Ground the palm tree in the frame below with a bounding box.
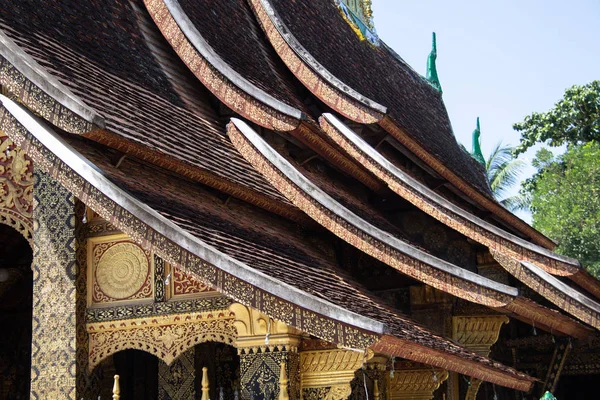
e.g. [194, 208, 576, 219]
[485, 143, 528, 212]
[470, 118, 528, 212]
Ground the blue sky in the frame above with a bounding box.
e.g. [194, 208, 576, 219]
[371, 0, 599, 220]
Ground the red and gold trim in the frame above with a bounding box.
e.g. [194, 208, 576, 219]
[378, 116, 555, 249]
[144, 0, 299, 132]
[290, 122, 384, 192]
[500, 297, 591, 340]
[227, 121, 514, 308]
[247, 0, 384, 125]
[371, 335, 535, 392]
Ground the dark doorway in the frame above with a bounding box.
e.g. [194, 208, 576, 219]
[0, 225, 34, 400]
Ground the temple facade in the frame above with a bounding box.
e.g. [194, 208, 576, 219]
[0, 0, 599, 399]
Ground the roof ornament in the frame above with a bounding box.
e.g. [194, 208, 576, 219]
[540, 392, 557, 400]
[336, 0, 380, 46]
[471, 117, 486, 165]
[426, 32, 443, 92]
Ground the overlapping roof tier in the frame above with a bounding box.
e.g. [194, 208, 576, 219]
[240, 0, 600, 299]
[246, 0, 559, 250]
[1, 0, 600, 393]
[0, 95, 535, 390]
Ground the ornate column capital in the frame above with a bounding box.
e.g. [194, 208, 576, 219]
[452, 315, 509, 357]
[300, 349, 365, 399]
[389, 368, 448, 400]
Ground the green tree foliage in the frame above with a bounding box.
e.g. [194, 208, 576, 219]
[485, 143, 528, 212]
[513, 81, 600, 155]
[522, 142, 600, 276]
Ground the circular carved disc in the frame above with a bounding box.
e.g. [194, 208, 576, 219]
[96, 243, 149, 300]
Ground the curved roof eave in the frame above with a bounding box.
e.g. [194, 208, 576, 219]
[255, 0, 386, 115]
[144, 0, 303, 131]
[0, 93, 383, 337]
[320, 113, 580, 275]
[492, 249, 600, 330]
[0, 29, 105, 132]
[228, 117, 518, 306]
[228, 117, 596, 337]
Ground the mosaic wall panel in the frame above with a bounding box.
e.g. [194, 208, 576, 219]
[30, 169, 77, 399]
[239, 349, 299, 400]
[158, 348, 196, 400]
[88, 234, 154, 306]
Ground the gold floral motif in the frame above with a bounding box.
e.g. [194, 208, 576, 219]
[0, 131, 33, 244]
[172, 266, 213, 297]
[452, 315, 509, 357]
[96, 242, 150, 300]
[87, 310, 236, 370]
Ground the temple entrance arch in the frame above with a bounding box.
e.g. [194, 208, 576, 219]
[93, 341, 241, 399]
[0, 223, 34, 398]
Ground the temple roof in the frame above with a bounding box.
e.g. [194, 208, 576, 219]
[1, 0, 599, 392]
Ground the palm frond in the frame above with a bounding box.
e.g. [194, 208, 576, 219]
[500, 193, 530, 212]
[484, 141, 529, 211]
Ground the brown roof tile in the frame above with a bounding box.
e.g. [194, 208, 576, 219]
[0, 0, 289, 203]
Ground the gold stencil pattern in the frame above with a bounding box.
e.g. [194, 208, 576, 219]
[96, 242, 150, 300]
[30, 170, 78, 398]
[89, 236, 153, 305]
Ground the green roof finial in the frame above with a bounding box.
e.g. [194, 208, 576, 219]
[540, 392, 557, 400]
[426, 32, 442, 92]
[471, 117, 485, 165]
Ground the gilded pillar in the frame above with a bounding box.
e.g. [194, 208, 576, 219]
[300, 349, 365, 399]
[230, 303, 301, 400]
[30, 170, 78, 398]
[452, 315, 509, 400]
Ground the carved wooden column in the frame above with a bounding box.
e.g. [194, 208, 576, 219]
[230, 303, 301, 400]
[388, 364, 448, 400]
[452, 315, 509, 400]
[300, 348, 364, 399]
